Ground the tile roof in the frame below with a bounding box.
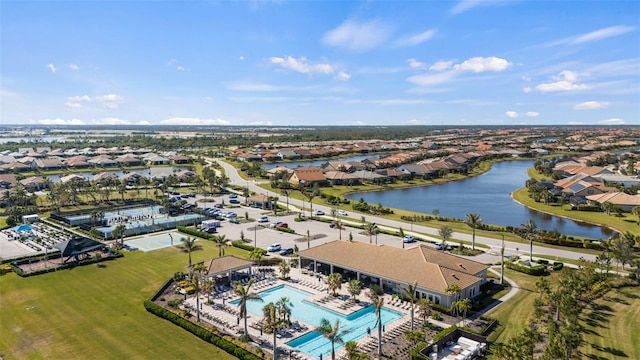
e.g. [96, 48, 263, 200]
[201, 255, 253, 277]
[298, 241, 487, 294]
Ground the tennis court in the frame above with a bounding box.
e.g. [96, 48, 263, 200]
[126, 231, 184, 252]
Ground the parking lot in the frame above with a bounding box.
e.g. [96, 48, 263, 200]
[180, 193, 422, 260]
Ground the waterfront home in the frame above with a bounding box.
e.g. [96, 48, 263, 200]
[19, 176, 48, 191]
[288, 166, 327, 187]
[0, 174, 17, 189]
[586, 192, 640, 212]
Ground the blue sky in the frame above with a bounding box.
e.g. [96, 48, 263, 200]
[1, 0, 639, 126]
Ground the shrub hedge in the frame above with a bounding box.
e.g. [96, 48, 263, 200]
[276, 227, 295, 234]
[143, 300, 262, 360]
[177, 226, 213, 240]
[552, 262, 564, 271]
[231, 240, 256, 252]
[432, 325, 458, 343]
[505, 261, 547, 276]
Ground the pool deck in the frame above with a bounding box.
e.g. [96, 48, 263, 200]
[181, 265, 423, 360]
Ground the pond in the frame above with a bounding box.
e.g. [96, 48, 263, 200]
[261, 154, 389, 170]
[345, 160, 613, 239]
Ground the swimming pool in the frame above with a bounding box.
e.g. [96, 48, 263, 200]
[233, 285, 402, 358]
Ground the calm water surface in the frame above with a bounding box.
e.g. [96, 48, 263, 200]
[345, 160, 613, 239]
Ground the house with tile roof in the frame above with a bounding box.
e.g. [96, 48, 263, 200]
[586, 192, 640, 212]
[19, 176, 48, 191]
[289, 167, 327, 187]
[0, 174, 17, 189]
[297, 241, 488, 307]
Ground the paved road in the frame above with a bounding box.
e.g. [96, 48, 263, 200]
[208, 158, 597, 262]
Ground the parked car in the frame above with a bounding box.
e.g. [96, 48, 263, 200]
[214, 203, 224, 208]
[279, 248, 294, 256]
[258, 216, 269, 223]
[270, 222, 283, 228]
[229, 217, 240, 224]
[403, 235, 416, 243]
[337, 210, 348, 216]
[313, 210, 325, 216]
[229, 194, 238, 198]
[267, 243, 282, 252]
[202, 227, 217, 234]
[275, 223, 288, 228]
[229, 199, 241, 204]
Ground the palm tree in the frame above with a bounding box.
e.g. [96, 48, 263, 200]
[457, 298, 472, 326]
[632, 206, 640, 227]
[521, 219, 537, 262]
[275, 296, 293, 323]
[249, 248, 265, 265]
[465, 213, 482, 251]
[234, 278, 263, 337]
[262, 302, 286, 360]
[367, 291, 385, 357]
[279, 186, 294, 214]
[344, 340, 368, 360]
[89, 227, 102, 241]
[364, 223, 376, 244]
[399, 227, 406, 248]
[112, 224, 127, 249]
[327, 273, 343, 296]
[178, 236, 200, 269]
[602, 201, 614, 216]
[402, 281, 418, 330]
[347, 279, 363, 303]
[212, 234, 228, 257]
[438, 225, 453, 250]
[315, 318, 351, 360]
[417, 298, 432, 324]
[278, 260, 290, 280]
[192, 273, 202, 323]
[202, 278, 215, 303]
[445, 284, 462, 313]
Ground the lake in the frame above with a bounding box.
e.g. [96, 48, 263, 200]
[345, 160, 613, 239]
[261, 154, 389, 170]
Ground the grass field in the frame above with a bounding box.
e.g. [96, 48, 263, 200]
[486, 269, 640, 359]
[579, 286, 640, 359]
[0, 241, 244, 360]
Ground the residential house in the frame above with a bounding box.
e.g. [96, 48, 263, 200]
[323, 171, 360, 186]
[169, 155, 191, 164]
[247, 194, 273, 209]
[0, 162, 31, 173]
[88, 157, 118, 168]
[60, 174, 89, 184]
[288, 166, 327, 187]
[145, 155, 170, 165]
[586, 192, 640, 212]
[115, 155, 144, 167]
[93, 172, 119, 184]
[20, 176, 48, 191]
[0, 174, 17, 189]
[277, 149, 300, 160]
[123, 172, 148, 185]
[65, 156, 91, 169]
[175, 169, 197, 181]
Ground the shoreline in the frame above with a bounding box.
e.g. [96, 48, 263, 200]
[510, 189, 621, 235]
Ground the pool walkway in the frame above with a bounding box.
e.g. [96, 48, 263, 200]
[180, 265, 439, 360]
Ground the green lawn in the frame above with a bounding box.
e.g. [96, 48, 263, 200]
[0, 241, 245, 360]
[512, 188, 639, 235]
[486, 269, 563, 343]
[485, 269, 640, 359]
[579, 286, 640, 359]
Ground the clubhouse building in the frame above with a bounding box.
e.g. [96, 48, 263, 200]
[297, 241, 489, 308]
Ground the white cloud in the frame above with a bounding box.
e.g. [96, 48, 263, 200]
[47, 64, 56, 73]
[567, 121, 584, 125]
[526, 111, 539, 117]
[239, 56, 245, 60]
[67, 95, 92, 102]
[535, 70, 591, 92]
[270, 56, 334, 75]
[429, 60, 454, 71]
[453, 57, 511, 72]
[505, 111, 518, 118]
[160, 117, 231, 125]
[574, 101, 610, 110]
[523, 87, 532, 93]
[94, 94, 125, 109]
[69, 64, 79, 70]
[334, 71, 351, 81]
[407, 59, 427, 69]
[65, 102, 82, 108]
[598, 118, 625, 125]
[66, 94, 124, 109]
[32, 118, 85, 125]
[394, 29, 436, 47]
[407, 70, 457, 86]
[406, 119, 427, 125]
[249, 121, 273, 126]
[228, 82, 277, 91]
[322, 19, 392, 52]
[176, 66, 185, 71]
[100, 117, 132, 125]
[572, 25, 635, 44]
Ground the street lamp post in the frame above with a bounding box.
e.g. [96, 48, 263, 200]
[254, 223, 257, 249]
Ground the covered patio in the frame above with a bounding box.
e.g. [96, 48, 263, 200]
[199, 255, 254, 286]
